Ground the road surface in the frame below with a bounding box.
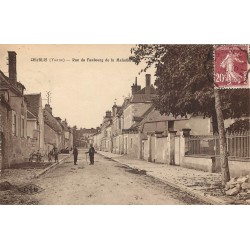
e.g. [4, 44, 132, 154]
[1, 149, 206, 205]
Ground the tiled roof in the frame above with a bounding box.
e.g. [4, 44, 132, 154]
[25, 94, 41, 118]
[43, 109, 62, 133]
[130, 93, 156, 103]
[139, 109, 191, 126]
[136, 86, 156, 95]
[0, 70, 26, 95]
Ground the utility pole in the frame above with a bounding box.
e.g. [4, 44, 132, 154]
[46, 91, 52, 105]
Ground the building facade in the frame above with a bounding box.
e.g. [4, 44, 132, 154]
[0, 51, 29, 167]
[25, 93, 45, 154]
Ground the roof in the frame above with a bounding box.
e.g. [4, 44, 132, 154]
[0, 95, 12, 110]
[138, 109, 191, 126]
[136, 85, 156, 95]
[25, 94, 41, 118]
[27, 110, 37, 119]
[0, 70, 26, 95]
[130, 93, 156, 103]
[129, 104, 155, 129]
[43, 109, 62, 133]
[80, 128, 98, 133]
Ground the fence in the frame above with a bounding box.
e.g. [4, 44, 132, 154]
[186, 131, 250, 159]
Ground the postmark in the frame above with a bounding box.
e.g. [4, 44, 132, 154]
[214, 45, 249, 89]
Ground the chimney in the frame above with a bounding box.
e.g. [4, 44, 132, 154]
[112, 103, 118, 116]
[106, 110, 112, 118]
[8, 51, 17, 85]
[131, 77, 142, 95]
[145, 74, 151, 96]
[45, 104, 52, 114]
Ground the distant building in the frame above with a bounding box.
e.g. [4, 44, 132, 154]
[43, 104, 63, 153]
[74, 128, 98, 148]
[55, 118, 73, 150]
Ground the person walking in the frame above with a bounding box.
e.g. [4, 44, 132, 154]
[73, 145, 78, 165]
[53, 146, 59, 163]
[48, 150, 53, 162]
[85, 144, 96, 165]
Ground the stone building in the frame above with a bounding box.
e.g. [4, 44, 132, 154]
[25, 93, 45, 154]
[0, 51, 28, 167]
[43, 104, 62, 153]
[0, 91, 12, 170]
[74, 127, 98, 148]
[111, 74, 156, 157]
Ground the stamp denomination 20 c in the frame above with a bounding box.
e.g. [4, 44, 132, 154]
[214, 45, 249, 89]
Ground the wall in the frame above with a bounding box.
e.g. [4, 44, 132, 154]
[215, 157, 250, 177]
[181, 156, 213, 172]
[143, 121, 168, 134]
[0, 104, 11, 169]
[155, 136, 169, 163]
[38, 96, 45, 151]
[174, 116, 212, 135]
[8, 89, 28, 166]
[123, 133, 139, 158]
[123, 103, 152, 129]
[44, 123, 60, 153]
[142, 139, 149, 161]
[27, 119, 37, 138]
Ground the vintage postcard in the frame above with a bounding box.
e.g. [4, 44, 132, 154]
[0, 44, 249, 205]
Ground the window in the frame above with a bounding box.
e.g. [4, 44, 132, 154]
[12, 111, 17, 136]
[21, 115, 24, 138]
[131, 138, 133, 148]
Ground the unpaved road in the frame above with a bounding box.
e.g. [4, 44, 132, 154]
[0, 150, 206, 205]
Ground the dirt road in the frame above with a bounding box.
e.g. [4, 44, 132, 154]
[0, 149, 206, 205]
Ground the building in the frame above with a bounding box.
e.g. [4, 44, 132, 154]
[0, 90, 12, 170]
[0, 51, 28, 167]
[74, 127, 98, 148]
[100, 111, 113, 151]
[25, 93, 45, 154]
[111, 74, 156, 157]
[54, 118, 73, 151]
[43, 104, 63, 153]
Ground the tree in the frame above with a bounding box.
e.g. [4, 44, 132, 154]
[226, 119, 250, 133]
[130, 45, 250, 185]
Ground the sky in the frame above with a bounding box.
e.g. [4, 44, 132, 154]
[0, 45, 156, 129]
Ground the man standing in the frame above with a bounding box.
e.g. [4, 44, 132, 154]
[86, 144, 96, 165]
[73, 145, 78, 165]
[53, 146, 59, 163]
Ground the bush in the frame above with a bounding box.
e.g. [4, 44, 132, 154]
[226, 119, 250, 133]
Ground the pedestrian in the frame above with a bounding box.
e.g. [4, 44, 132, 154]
[48, 150, 53, 162]
[73, 145, 78, 165]
[53, 146, 59, 163]
[85, 144, 96, 165]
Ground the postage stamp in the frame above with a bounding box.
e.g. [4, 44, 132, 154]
[214, 45, 249, 89]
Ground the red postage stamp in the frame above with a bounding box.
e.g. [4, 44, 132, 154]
[214, 45, 249, 88]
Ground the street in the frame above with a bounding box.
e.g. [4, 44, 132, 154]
[0, 149, 205, 205]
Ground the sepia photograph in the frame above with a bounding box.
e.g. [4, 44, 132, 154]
[1, 1, 250, 250]
[0, 44, 249, 205]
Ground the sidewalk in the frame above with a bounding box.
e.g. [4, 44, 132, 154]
[0, 153, 71, 186]
[97, 151, 238, 205]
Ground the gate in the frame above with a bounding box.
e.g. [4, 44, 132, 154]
[174, 135, 180, 165]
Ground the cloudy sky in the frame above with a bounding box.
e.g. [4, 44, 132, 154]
[0, 45, 156, 128]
